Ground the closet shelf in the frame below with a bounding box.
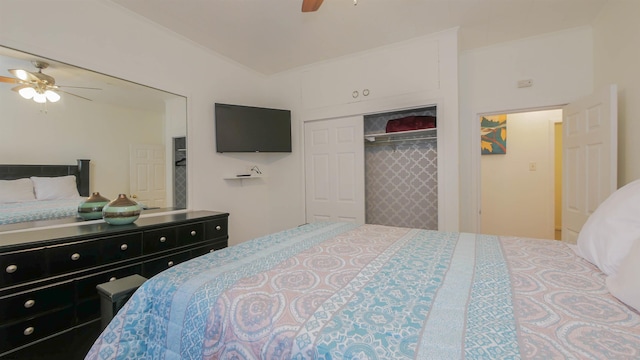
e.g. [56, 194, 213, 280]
[364, 128, 436, 143]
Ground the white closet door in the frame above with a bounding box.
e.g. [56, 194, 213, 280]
[562, 84, 617, 244]
[304, 116, 365, 224]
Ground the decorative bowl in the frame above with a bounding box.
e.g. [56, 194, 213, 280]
[78, 192, 110, 220]
[102, 194, 142, 225]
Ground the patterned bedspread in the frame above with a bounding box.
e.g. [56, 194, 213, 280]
[0, 198, 83, 225]
[86, 223, 640, 359]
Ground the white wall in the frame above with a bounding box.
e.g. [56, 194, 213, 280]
[459, 27, 594, 232]
[268, 29, 460, 232]
[0, 0, 294, 245]
[0, 90, 164, 199]
[481, 109, 561, 239]
[593, 1, 640, 185]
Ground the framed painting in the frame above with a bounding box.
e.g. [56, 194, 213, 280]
[481, 114, 507, 155]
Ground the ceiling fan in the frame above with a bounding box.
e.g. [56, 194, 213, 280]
[0, 60, 99, 103]
[302, 0, 324, 12]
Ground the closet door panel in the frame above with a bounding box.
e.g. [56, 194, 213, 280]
[305, 116, 365, 224]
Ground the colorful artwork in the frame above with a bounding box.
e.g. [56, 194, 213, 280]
[481, 115, 507, 154]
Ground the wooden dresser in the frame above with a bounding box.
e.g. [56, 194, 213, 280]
[0, 210, 229, 359]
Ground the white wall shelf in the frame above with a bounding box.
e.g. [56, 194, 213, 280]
[223, 174, 266, 180]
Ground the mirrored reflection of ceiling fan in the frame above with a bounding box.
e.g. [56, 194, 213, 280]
[0, 60, 100, 103]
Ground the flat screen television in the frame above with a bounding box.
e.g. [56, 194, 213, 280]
[215, 103, 292, 153]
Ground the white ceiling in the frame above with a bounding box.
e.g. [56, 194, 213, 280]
[111, 0, 611, 75]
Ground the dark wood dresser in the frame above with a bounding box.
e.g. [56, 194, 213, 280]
[0, 210, 229, 359]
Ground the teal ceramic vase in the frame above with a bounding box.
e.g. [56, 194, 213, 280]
[102, 194, 142, 225]
[78, 192, 110, 220]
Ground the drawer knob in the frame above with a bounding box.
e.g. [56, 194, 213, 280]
[159, 236, 167, 243]
[6, 264, 17, 274]
[120, 244, 128, 251]
[24, 299, 35, 309]
[352, 90, 359, 98]
[167, 261, 174, 267]
[110, 277, 117, 282]
[71, 253, 81, 261]
[190, 230, 197, 236]
[23, 327, 34, 336]
[363, 88, 370, 96]
[216, 225, 221, 231]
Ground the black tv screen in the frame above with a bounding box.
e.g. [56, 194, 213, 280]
[215, 103, 292, 153]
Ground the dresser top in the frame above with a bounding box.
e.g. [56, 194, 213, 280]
[0, 210, 229, 251]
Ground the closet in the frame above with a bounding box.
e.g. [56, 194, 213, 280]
[304, 106, 438, 229]
[364, 106, 438, 229]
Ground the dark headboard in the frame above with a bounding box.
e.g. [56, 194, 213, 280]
[0, 159, 91, 196]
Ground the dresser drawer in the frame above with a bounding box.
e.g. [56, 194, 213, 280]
[0, 281, 74, 324]
[47, 240, 100, 276]
[205, 218, 228, 240]
[176, 222, 205, 247]
[75, 264, 142, 323]
[191, 239, 228, 259]
[75, 264, 143, 301]
[0, 248, 47, 288]
[143, 227, 177, 254]
[0, 307, 73, 354]
[99, 233, 142, 263]
[142, 250, 192, 278]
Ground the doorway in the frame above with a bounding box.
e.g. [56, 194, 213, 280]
[480, 109, 562, 240]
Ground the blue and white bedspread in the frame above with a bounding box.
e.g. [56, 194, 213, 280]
[0, 198, 83, 225]
[87, 223, 640, 359]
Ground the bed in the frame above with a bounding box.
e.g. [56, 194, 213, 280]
[87, 178, 640, 360]
[0, 159, 90, 225]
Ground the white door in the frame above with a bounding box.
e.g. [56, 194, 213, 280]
[304, 116, 365, 223]
[129, 144, 167, 208]
[562, 85, 617, 244]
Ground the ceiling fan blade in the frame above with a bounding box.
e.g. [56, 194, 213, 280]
[0, 75, 20, 84]
[59, 89, 93, 101]
[302, 0, 323, 12]
[10, 84, 30, 92]
[57, 85, 102, 90]
[8, 69, 41, 82]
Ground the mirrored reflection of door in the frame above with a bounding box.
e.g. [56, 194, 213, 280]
[130, 144, 167, 208]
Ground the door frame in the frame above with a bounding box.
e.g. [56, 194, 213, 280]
[471, 104, 566, 233]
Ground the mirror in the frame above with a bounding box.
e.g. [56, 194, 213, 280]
[0, 45, 187, 229]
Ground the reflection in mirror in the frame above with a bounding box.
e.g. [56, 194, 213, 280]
[0, 45, 187, 230]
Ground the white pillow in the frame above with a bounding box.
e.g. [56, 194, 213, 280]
[0, 178, 36, 203]
[30, 175, 80, 200]
[606, 238, 640, 312]
[577, 178, 640, 276]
